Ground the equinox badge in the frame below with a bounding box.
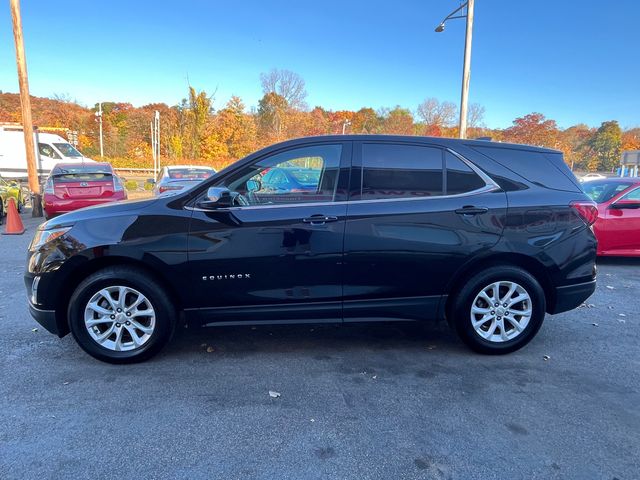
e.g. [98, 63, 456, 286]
[202, 274, 251, 281]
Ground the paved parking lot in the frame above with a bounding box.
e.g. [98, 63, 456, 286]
[1, 212, 639, 480]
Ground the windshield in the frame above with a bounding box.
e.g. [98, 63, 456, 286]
[167, 168, 214, 180]
[53, 143, 83, 158]
[582, 181, 633, 203]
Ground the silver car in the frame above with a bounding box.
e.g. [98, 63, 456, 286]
[149, 166, 216, 196]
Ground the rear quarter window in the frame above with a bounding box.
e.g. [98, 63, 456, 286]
[471, 146, 581, 192]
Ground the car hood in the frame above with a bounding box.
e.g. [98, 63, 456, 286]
[43, 197, 160, 229]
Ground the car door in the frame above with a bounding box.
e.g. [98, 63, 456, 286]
[186, 142, 351, 323]
[603, 186, 640, 254]
[343, 141, 507, 321]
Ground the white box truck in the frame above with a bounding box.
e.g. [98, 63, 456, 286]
[0, 124, 94, 179]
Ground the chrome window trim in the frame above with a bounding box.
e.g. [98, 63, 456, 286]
[185, 147, 501, 212]
[445, 147, 500, 190]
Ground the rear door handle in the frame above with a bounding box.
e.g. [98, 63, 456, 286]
[455, 206, 489, 216]
[302, 215, 339, 225]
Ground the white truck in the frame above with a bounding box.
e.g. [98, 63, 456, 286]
[0, 124, 94, 179]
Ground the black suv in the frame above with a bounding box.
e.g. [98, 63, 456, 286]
[25, 135, 597, 363]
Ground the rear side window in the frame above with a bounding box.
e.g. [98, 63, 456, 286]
[445, 152, 486, 194]
[471, 146, 581, 192]
[358, 144, 443, 200]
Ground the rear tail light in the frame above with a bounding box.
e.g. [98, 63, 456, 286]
[113, 176, 124, 192]
[159, 185, 183, 194]
[44, 178, 54, 194]
[570, 200, 598, 226]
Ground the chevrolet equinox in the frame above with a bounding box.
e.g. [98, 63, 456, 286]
[25, 135, 597, 363]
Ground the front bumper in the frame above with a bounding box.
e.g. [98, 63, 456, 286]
[549, 280, 597, 314]
[28, 301, 59, 335]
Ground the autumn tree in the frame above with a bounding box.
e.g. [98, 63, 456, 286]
[503, 113, 559, 148]
[260, 69, 307, 110]
[351, 108, 382, 134]
[622, 128, 640, 152]
[558, 124, 596, 170]
[257, 92, 289, 142]
[382, 106, 414, 135]
[187, 87, 213, 159]
[215, 96, 257, 158]
[590, 120, 622, 171]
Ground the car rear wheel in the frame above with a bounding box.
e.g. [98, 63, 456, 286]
[449, 266, 546, 354]
[68, 266, 176, 363]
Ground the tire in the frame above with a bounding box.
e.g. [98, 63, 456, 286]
[448, 266, 546, 355]
[68, 266, 176, 363]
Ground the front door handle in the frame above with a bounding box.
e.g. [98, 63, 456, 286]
[302, 215, 339, 225]
[455, 206, 489, 216]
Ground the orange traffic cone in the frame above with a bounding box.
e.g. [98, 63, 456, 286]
[2, 197, 26, 235]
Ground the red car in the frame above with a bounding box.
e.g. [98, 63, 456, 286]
[43, 162, 127, 219]
[583, 178, 640, 257]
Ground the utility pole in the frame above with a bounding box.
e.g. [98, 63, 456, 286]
[150, 111, 160, 176]
[459, 0, 475, 140]
[435, 0, 475, 140]
[9, 0, 42, 217]
[95, 102, 104, 158]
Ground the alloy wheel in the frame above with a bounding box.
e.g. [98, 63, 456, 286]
[83, 286, 156, 351]
[470, 281, 532, 343]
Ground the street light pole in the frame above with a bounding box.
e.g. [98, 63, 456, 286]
[459, 0, 474, 140]
[435, 0, 475, 140]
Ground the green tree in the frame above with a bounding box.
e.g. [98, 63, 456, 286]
[590, 121, 622, 171]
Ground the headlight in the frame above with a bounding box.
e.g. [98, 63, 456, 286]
[29, 226, 72, 251]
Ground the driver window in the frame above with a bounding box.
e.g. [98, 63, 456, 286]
[225, 144, 342, 205]
[38, 143, 61, 159]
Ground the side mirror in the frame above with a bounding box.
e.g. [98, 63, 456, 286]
[146, 178, 156, 184]
[197, 187, 234, 210]
[610, 200, 640, 210]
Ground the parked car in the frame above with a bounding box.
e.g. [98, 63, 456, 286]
[0, 124, 94, 179]
[150, 166, 216, 196]
[262, 167, 320, 192]
[42, 162, 127, 219]
[582, 178, 640, 256]
[0, 175, 26, 218]
[580, 172, 607, 182]
[25, 135, 597, 363]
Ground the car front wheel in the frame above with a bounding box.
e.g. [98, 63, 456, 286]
[449, 266, 546, 354]
[68, 266, 176, 363]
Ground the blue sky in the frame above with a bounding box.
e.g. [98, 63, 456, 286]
[1, 1, 638, 129]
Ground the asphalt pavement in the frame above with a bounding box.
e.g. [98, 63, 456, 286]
[1, 211, 639, 480]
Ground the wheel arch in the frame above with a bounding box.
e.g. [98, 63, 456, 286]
[443, 252, 556, 318]
[53, 256, 183, 337]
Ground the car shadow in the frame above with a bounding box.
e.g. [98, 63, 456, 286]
[166, 320, 463, 360]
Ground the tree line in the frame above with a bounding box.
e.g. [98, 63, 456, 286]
[1, 69, 638, 172]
